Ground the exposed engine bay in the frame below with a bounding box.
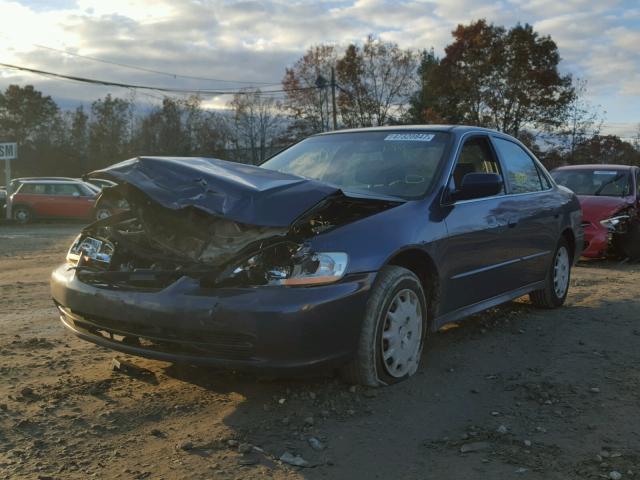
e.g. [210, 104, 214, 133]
[69, 182, 399, 290]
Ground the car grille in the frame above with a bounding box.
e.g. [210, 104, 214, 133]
[57, 305, 255, 360]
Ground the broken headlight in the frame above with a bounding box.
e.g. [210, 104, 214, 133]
[67, 235, 114, 266]
[275, 251, 348, 286]
[229, 246, 348, 286]
[600, 215, 630, 232]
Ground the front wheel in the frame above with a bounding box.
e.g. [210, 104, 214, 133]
[12, 205, 32, 224]
[530, 237, 571, 308]
[341, 266, 428, 387]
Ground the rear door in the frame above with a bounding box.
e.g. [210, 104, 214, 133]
[491, 136, 559, 286]
[439, 135, 520, 313]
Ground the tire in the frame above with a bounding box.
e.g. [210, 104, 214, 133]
[530, 237, 571, 308]
[12, 205, 32, 224]
[94, 207, 112, 221]
[341, 266, 428, 387]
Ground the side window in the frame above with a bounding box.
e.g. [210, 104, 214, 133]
[19, 183, 48, 194]
[493, 138, 544, 194]
[451, 136, 504, 193]
[537, 165, 552, 189]
[53, 184, 82, 196]
[18, 183, 35, 194]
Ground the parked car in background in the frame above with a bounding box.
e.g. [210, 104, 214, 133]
[52, 126, 583, 386]
[0, 187, 6, 212]
[8, 178, 113, 224]
[551, 165, 640, 260]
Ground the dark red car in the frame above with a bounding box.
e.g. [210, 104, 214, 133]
[551, 164, 640, 259]
[9, 179, 112, 224]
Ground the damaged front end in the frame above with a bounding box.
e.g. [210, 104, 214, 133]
[67, 157, 400, 291]
[605, 207, 640, 260]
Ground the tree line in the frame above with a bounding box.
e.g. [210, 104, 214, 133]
[1, 19, 639, 179]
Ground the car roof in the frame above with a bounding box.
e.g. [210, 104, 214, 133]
[313, 124, 501, 136]
[18, 179, 88, 184]
[552, 164, 637, 171]
[14, 176, 78, 181]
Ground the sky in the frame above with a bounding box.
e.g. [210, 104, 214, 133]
[0, 0, 638, 139]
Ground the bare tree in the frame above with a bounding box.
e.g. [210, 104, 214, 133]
[228, 89, 283, 164]
[336, 36, 418, 127]
[282, 45, 337, 135]
[559, 78, 605, 163]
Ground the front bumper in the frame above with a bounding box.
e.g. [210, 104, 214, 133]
[51, 264, 374, 371]
[581, 223, 609, 258]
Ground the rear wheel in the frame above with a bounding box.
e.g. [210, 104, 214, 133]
[12, 205, 32, 224]
[341, 266, 428, 387]
[530, 237, 571, 308]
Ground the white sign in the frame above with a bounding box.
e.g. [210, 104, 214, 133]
[0, 143, 17, 160]
[384, 133, 435, 142]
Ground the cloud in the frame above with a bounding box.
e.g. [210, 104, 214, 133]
[0, 0, 638, 134]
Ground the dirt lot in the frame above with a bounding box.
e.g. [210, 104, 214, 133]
[1, 223, 639, 480]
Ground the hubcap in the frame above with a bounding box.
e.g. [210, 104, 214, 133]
[15, 209, 28, 221]
[380, 289, 423, 378]
[553, 246, 570, 298]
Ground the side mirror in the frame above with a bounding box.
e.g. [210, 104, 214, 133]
[452, 173, 503, 202]
[72, 191, 80, 197]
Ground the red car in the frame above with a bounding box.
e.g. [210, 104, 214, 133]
[8, 179, 112, 224]
[551, 164, 640, 259]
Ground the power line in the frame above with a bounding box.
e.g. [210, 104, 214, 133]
[0, 62, 316, 96]
[33, 44, 281, 87]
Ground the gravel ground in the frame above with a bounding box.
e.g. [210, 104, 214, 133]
[1, 223, 639, 479]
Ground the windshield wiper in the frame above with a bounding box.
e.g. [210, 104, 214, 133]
[593, 173, 625, 196]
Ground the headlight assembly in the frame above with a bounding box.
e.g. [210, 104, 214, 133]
[600, 215, 630, 232]
[273, 252, 348, 286]
[67, 234, 114, 266]
[227, 245, 348, 287]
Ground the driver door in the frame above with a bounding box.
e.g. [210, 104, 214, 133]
[49, 183, 93, 218]
[439, 135, 519, 313]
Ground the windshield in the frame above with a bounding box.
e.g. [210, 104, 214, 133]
[552, 169, 632, 197]
[261, 131, 450, 199]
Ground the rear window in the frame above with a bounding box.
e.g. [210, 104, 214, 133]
[261, 131, 451, 199]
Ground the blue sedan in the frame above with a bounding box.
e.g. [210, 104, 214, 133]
[51, 125, 582, 386]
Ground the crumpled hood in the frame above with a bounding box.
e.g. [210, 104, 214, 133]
[578, 195, 633, 222]
[89, 156, 342, 228]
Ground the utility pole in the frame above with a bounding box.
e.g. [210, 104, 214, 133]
[0, 142, 17, 220]
[315, 74, 328, 132]
[4, 157, 11, 220]
[331, 67, 337, 131]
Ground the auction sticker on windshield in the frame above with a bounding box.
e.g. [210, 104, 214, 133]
[384, 133, 435, 142]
